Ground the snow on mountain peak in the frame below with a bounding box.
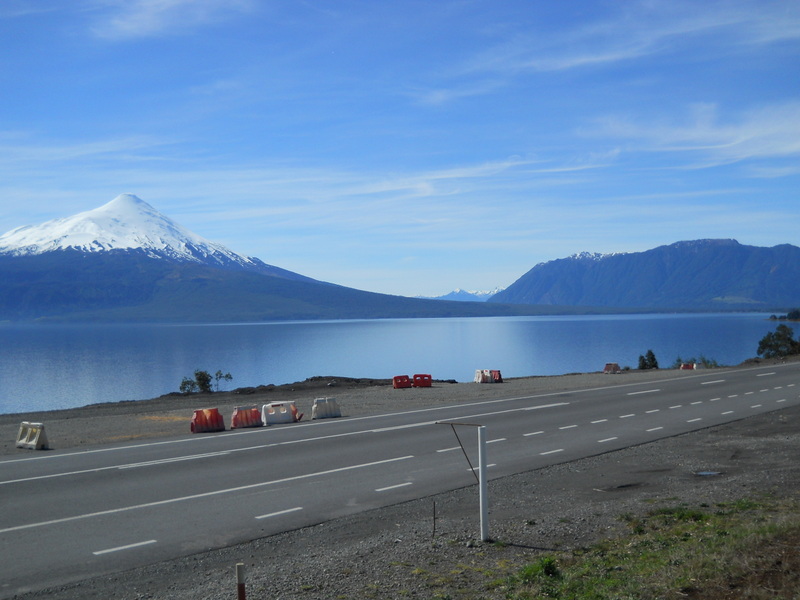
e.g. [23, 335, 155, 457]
[0, 194, 257, 268]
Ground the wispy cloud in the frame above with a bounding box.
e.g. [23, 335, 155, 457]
[589, 101, 800, 171]
[91, 0, 254, 40]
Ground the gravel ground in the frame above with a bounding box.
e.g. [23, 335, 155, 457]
[3, 361, 799, 599]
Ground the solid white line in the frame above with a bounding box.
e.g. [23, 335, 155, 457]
[375, 482, 412, 492]
[0, 455, 414, 535]
[118, 451, 231, 469]
[646, 427, 663, 432]
[627, 389, 660, 396]
[93, 539, 157, 556]
[540, 449, 563, 456]
[523, 431, 544, 437]
[701, 380, 725, 385]
[598, 437, 618, 443]
[255, 507, 303, 520]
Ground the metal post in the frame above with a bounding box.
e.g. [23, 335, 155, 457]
[478, 425, 489, 542]
[236, 563, 246, 600]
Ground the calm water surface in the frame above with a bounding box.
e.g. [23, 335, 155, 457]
[0, 313, 779, 414]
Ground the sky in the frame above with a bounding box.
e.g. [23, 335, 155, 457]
[1, 1, 798, 297]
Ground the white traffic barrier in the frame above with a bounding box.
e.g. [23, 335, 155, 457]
[261, 401, 301, 425]
[311, 397, 341, 420]
[16, 422, 49, 450]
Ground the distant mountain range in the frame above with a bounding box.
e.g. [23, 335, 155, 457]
[1, 196, 797, 322]
[0, 195, 559, 322]
[422, 288, 504, 302]
[490, 239, 800, 310]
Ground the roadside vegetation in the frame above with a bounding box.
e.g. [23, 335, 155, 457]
[758, 324, 800, 359]
[491, 496, 800, 599]
[179, 369, 232, 393]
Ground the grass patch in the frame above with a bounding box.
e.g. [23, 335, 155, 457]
[499, 496, 800, 599]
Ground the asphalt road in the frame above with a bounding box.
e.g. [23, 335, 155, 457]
[1, 362, 798, 598]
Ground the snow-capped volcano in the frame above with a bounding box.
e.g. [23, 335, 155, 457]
[0, 194, 283, 274]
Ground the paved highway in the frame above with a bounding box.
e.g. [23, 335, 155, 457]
[1, 362, 798, 597]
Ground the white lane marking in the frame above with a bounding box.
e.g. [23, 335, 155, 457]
[468, 465, 496, 471]
[687, 418, 702, 423]
[751, 404, 762, 408]
[559, 425, 578, 430]
[722, 411, 734, 415]
[521, 402, 571, 411]
[0, 455, 414, 535]
[627, 389, 660, 396]
[691, 401, 703, 405]
[93, 539, 156, 556]
[646, 427, 663, 432]
[118, 451, 231, 469]
[591, 419, 608, 424]
[728, 395, 739, 398]
[701, 380, 725, 385]
[760, 389, 770, 392]
[524, 431, 544, 437]
[789, 384, 796, 387]
[619, 414, 635, 419]
[646, 409, 660, 414]
[709, 397, 721, 401]
[375, 483, 412, 493]
[669, 405, 682, 409]
[255, 507, 303, 520]
[777, 399, 787, 403]
[774, 386, 784, 390]
[487, 438, 506, 444]
[540, 449, 563, 456]
[757, 372, 776, 377]
[437, 446, 460, 453]
[598, 437, 618, 443]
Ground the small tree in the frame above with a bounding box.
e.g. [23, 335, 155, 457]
[757, 324, 800, 359]
[214, 370, 233, 391]
[638, 349, 659, 370]
[179, 369, 214, 394]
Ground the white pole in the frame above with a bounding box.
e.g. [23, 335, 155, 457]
[478, 425, 489, 541]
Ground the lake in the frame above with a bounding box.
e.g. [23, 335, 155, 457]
[0, 313, 781, 414]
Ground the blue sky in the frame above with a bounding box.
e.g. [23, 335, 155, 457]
[1, 1, 798, 297]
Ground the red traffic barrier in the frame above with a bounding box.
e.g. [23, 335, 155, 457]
[393, 375, 412, 389]
[231, 406, 263, 429]
[191, 408, 226, 433]
[490, 369, 503, 383]
[412, 374, 432, 387]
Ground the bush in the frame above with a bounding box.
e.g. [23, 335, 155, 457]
[179, 369, 231, 394]
[757, 324, 800, 359]
[638, 349, 658, 370]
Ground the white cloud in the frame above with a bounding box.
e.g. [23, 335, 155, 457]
[92, 0, 254, 40]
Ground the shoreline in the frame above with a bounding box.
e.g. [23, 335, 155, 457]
[1, 360, 780, 456]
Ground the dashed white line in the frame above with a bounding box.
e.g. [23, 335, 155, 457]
[709, 397, 721, 402]
[375, 483, 413, 493]
[598, 437, 618, 443]
[540, 449, 564, 456]
[777, 399, 787, 403]
[751, 404, 762, 409]
[93, 540, 157, 556]
[690, 401, 703, 405]
[256, 507, 303, 520]
[437, 446, 460, 453]
[687, 418, 702, 423]
[591, 419, 608, 424]
[728, 395, 739, 398]
[627, 389, 660, 396]
[702, 380, 725, 385]
[646, 427, 663, 432]
[488, 438, 507, 444]
[722, 411, 734, 415]
[524, 431, 544, 437]
[757, 372, 776, 377]
[619, 414, 635, 419]
[669, 405, 682, 409]
[559, 425, 578, 430]
[646, 409, 660, 414]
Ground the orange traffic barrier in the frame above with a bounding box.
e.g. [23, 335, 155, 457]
[190, 408, 226, 433]
[231, 406, 263, 429]
[412, 374, 432, 387]
[393, 375, 412, 389]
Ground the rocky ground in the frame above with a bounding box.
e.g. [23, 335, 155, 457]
[3, 360, 800, 599]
